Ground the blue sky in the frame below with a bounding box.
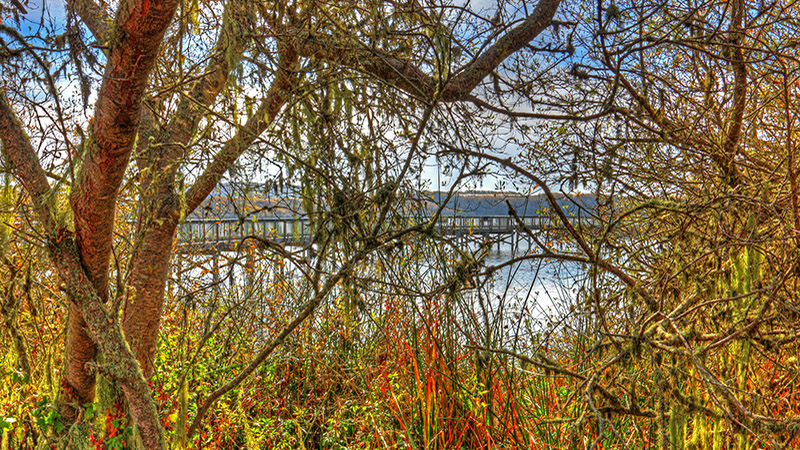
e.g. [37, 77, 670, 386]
[9, 0, 66, 34]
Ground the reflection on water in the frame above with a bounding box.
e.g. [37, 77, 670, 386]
[461, 240, 586, 348]
[485, 242, 581, 310]
[172, 237, 586, 349]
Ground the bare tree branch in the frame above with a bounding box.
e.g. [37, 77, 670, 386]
[183, 48, 298, 214]
[66, 0, 111, 43]
[0, 92, 55, 231]
[289, 0, 562, 102]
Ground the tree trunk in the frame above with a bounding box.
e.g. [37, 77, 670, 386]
[123, 218, 179, 378]
[49, 237, 167, 449]
[61, 306, 98, 420]
[58, 0, 181, 419]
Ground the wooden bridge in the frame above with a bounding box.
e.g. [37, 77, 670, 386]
[175, 212, 591, 254]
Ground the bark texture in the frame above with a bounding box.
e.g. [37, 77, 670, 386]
[62, 0, 180, 417]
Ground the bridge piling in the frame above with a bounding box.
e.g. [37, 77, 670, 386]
[245, 251, 254, 285]
[211, 251, 220, 293]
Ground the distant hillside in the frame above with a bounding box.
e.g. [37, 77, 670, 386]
[424, 191, 596, 217]
[189, 187, 596, 220]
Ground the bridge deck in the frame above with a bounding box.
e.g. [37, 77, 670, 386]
[175, 214, 590, 253]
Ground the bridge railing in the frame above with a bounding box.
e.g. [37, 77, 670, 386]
[176, 212, 591, 246]
[438, 212, 587, 233]
[178, 217, 311, 245]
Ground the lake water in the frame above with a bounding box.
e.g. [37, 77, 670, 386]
[171, 238, 585, 347]
[447, 240, 585, 348]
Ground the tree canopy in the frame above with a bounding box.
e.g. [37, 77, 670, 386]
[1, 0, 799, 448]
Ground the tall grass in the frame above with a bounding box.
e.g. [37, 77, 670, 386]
[2, 233, 800, 449]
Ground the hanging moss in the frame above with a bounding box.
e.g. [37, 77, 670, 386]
[669, 403, 685, 449]
[689, 416, 704, 449]
[172, 376, 188, 449]
[712, 418, 723, 450]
